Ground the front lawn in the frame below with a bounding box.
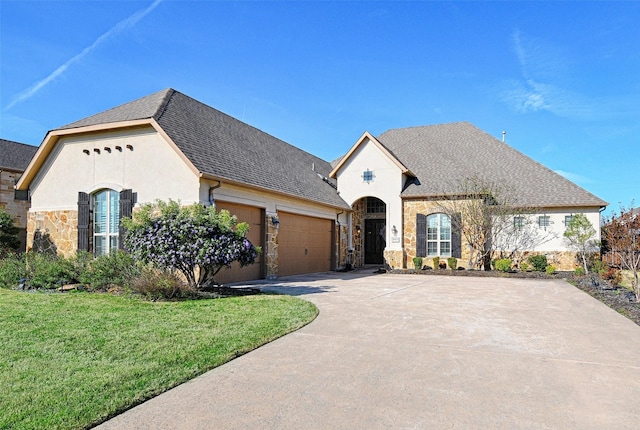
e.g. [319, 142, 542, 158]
[0, 289, 317, 430]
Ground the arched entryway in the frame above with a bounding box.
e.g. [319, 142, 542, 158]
[352, 196, 386, 266]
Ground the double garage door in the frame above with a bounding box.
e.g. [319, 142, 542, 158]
[215, 203, 334, 283]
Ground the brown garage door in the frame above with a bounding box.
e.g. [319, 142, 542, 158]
[278, 212, 334, 277]
[214, 202, 264, 284]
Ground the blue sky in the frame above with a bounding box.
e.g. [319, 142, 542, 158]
[2, 1, 638, 214]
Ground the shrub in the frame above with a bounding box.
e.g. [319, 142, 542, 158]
[495, 258, 512, 272]
[123, 201, 260, 289]
[545, 265, 557, 275]
[80, 250, 140, 290]
[519, 261, 530, 272]
[447, 257, 458, 270]
[601, 267, 622, 285]
[0, 253, 27, 288]
[0, 209, 20, 255]
[130, 268, 194, 300]
[591, 259, 605, 274]
[528, 254, 548, 272]
[432, 257, 440, 270]
[574, 267, 585, 276]
[20, 252, 79, 289]
[412, 257, 423, 270]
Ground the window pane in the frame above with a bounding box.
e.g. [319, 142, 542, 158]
[109, 235, 119, 252]
[441, 242, 451, 256]
[94, 192, 107, 234]
[109, 190, 120, 234]
[427, 242, 438, 256]
[440, 226, 450, 241]
[94, 236, 106, 256]
[427, 227, 437, 240]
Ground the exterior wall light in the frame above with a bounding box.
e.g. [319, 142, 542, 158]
[271, 216, 280, 227]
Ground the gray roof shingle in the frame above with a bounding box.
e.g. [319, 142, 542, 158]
[376, 122, 607, 208]
[60, 89, 349, 209]
[0, 138, 38, 172]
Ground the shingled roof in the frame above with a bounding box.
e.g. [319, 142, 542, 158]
[376, 122, 607, 208]
[0, 138, 38, 172]
[61, 89, 349, 209]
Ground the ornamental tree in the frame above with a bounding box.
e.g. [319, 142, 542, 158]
[602, 205, 640, 301]
[563, 213, 599, 274]
[122, 200, 260, 289]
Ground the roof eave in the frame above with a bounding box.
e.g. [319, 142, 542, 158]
[200, 172, 351, 211]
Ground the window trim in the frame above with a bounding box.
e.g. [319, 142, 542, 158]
[427, 213, 451, 257]
[93, 189, 120, 256]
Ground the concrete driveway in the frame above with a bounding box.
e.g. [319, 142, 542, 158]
[97, 271, 640, 429]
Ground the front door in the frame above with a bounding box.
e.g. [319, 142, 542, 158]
[364, 219, 385, 264]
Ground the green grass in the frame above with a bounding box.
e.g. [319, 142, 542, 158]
[0, 289, 318, 430]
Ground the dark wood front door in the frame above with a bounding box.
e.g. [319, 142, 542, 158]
[364, 219, 385, 264]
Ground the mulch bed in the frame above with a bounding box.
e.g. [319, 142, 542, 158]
[388, 268, 640, 327]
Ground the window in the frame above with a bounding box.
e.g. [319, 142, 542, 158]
[366, 197, 385, 214]
[538, 215, 551, 229]
[427, 213, 451, 256]
[564, 215, 574, 226]
[362, 169, 374, 183]
[93, 189, 120, 256]
[514, 216, 525, 230]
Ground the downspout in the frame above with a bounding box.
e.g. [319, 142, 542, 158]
[208, 181, 222, 207]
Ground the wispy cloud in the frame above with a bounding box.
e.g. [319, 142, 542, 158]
[500, 30, 600, 120]
[5, 0, 162, 111]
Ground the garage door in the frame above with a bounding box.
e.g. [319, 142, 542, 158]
[214, 202, 264, 284]
[278, 212, 334, 277]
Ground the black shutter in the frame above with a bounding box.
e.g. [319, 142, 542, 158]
[451, 212, 462, 259]
[78, 192, 90, 252]
[416, 213, 427, 257]
[119, 189, 133, 250]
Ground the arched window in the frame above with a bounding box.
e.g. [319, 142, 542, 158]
[427, 213, 451, 257]
[93, 189, 120, 256]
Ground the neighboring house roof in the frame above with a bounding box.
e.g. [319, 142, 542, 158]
[36, 89, 350, 210]
[374, 122, 607, 208]
[0, 138, 38, 172]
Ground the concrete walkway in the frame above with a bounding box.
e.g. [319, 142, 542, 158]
[96, 272, 640, 429]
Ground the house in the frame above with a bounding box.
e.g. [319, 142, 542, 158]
[16, 89, 350, 282]
[331, 123, 608, 270]
[17, 88, 607, 279]
[0, 138, 38, 251]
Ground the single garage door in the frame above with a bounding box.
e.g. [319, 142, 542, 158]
[278, 212, 334, 277]
[214, 202, 264, 284]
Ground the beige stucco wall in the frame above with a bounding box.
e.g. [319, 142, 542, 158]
[28, 126, 200, 212]
[334, 137, 404, 254]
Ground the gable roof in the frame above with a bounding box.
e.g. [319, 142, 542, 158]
[329, 131, 413, 178]
[375, 122, 607, 208]
[0, 138, 38, 172]
[30, 89, 350, 210]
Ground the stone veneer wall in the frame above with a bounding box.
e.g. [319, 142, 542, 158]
[403, 199, 472, 269]
[0, 171, 30, 229]
[338, 224, 348, 268]
[265, 214, 279, 279]
[26, 210, 78, 257]
[351, 199, 365, 268]
[1, 170, 31, 251]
